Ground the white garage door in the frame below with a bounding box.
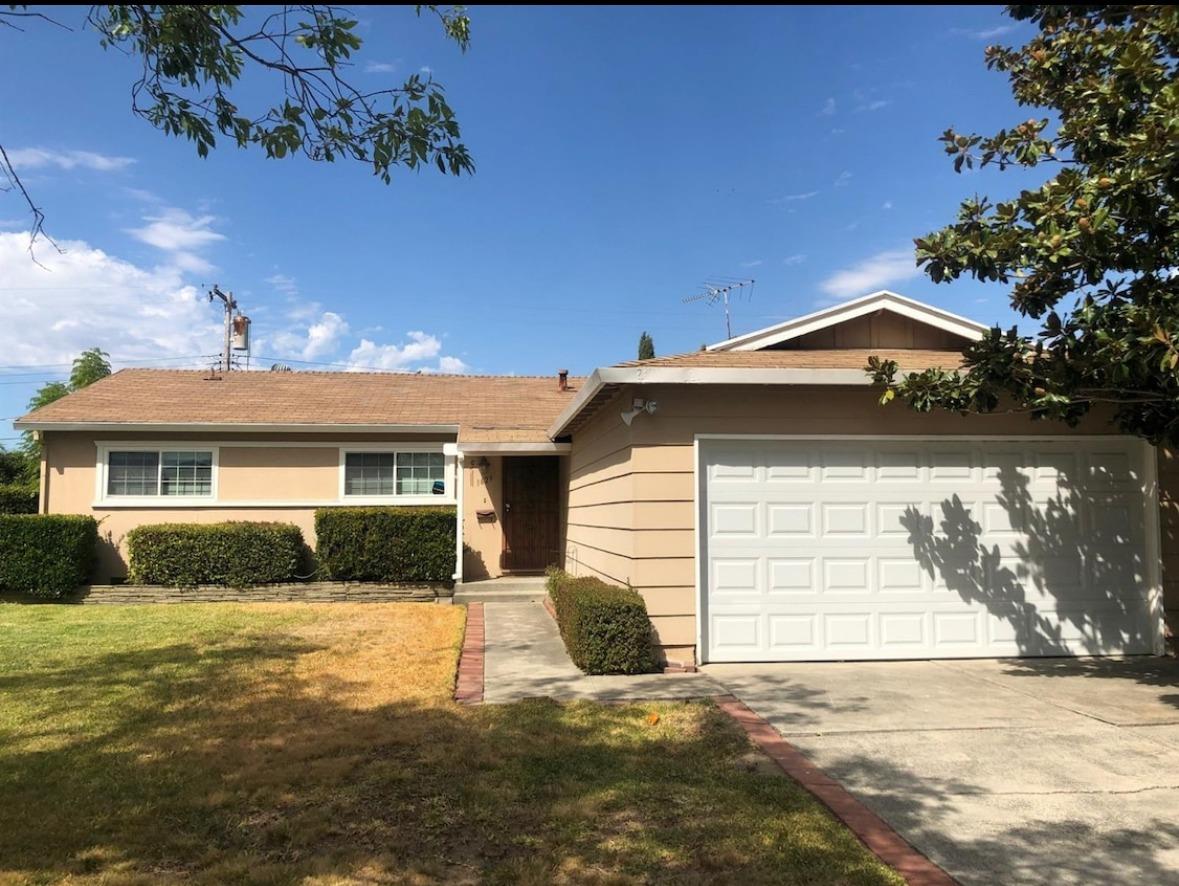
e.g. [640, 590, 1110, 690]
[700, 438, 1159, 662]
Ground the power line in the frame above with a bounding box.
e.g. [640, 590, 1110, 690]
[0, 353, 219, 372]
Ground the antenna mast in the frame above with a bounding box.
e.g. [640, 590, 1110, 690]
[682, 278, 755, 339]
[207, 285, 251, 371]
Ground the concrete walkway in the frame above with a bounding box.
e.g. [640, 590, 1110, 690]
[707, 658, 1179, 885]
[482, 602, 721, 703]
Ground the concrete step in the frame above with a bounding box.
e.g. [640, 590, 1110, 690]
[454, 577, 548, 604]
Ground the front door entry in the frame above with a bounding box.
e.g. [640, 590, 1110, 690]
[501, 456, 560, 573]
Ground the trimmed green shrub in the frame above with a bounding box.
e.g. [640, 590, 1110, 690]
[315, 506, 456, 583]
[0, 482, 38, 514]
[547, 568, 655, 674]
[126, 522, 305, 587]
[0, 514, 97, 598]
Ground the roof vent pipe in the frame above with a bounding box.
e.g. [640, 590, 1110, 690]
[557, 369, 569, 392]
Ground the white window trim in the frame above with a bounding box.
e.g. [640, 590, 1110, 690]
[337, 443, 456, 505]
[91, 441, 459, 508]
[95, 443, 220, 507]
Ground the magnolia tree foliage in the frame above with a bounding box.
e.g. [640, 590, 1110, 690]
[1, 5, 474, 246]
[869, 5, 1179, 445]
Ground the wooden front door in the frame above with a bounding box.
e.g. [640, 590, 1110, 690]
[501, 456, 560, 573]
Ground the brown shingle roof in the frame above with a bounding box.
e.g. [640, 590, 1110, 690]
[612, 348, 966, 370]
[17, 369, 582, 444]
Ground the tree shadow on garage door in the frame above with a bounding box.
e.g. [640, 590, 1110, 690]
[813, 751, 1179, 884]
[899, 464, 1153, 658]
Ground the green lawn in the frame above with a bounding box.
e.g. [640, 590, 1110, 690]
[0, 603, 901, 885]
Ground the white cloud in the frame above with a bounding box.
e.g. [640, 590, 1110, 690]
[266, 273, 299, 297]
[302, 312, 349, 359]
[419, 65, 433, 75]
[819, 248, 919, 299]
[128, 207, 225, 274]
[0, 231, 222, 369]
[348, 331, 467, 373]
[882, 200, 894, 210]
[950, 24, 1016, 40]
[818, 97, 836, 116]
[6, 147, 135, 173]
[783, 254, 806, 266]
[437, 356, 469, 374]
[741, 259, 763, 268]
[364, 60, 398, 73]
[855, 99, 891, 112]
[834, 171, 853, 187]
[768, 191, 819, 205]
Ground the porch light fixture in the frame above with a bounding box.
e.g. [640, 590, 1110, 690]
[620, 398, 658, 426]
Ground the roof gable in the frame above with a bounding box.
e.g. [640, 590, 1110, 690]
[707, 290, 988, 352]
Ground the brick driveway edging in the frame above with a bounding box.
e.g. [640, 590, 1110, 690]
[454, 602, 485, 704]
[713, 694, 957, 886]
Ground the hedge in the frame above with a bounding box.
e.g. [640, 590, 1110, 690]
[315, 506, 456, 583]
[547, 569, 655, 674]
[0, 482, 38, 515]
[126, 522, 305, 587]
[0, 514, 97, 598]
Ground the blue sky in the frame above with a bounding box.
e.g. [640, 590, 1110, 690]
[0, 5, 1046, 438]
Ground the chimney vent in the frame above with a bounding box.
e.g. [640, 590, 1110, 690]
[557, 369, 569, 392]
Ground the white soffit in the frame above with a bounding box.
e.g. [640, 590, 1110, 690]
[706, 290, 989, 352]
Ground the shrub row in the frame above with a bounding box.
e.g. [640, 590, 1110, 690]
[4, 506, 459, 598]
[315, 506, 456, 583]
[0, 514, 97, 598]
[127, 522, 306, 587]
[0, 482, 38, 515]
[547, 568, 655, 675]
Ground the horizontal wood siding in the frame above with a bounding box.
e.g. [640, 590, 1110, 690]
[567, 384, 1178, 661]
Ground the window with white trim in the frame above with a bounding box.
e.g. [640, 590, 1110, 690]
[343, 451, 446, 497]
[106, 449, 213, 498]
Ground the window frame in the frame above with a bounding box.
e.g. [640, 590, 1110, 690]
[338, 444, 452, 504]
[95, 444, 219, 506]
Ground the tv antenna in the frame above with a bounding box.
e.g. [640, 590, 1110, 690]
[682, 278, 755, 339]
[207, 284, 251, 371]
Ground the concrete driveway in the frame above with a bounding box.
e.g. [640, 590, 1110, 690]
[706, 657, 1179, 885]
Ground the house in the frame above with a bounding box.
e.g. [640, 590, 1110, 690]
[17, 291, 1179, 667]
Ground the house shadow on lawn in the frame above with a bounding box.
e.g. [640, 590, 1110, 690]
[0, 621, 898, 885]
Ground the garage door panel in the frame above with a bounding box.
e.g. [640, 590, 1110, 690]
[767, 503, 814, 537]
[709, 502, 759, 537]
[821, 502, 870, 537]
[701, 438, 1156, 662]
[768, 557, 814, 593]
[820, 449, 870, 481]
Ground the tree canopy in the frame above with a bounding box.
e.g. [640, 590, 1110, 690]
[21, 348, 113, 463]
[1, 5, 474, 247]
[869, 5, 1179, 445]
[638, 331, 655, 361]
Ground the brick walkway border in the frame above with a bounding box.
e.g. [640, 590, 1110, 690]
[454, 602, 485, 704]
[714, 694, 957, 886]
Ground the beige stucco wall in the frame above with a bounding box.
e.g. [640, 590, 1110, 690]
[462, 456, 504, 580]
[218, 446, 340, 501]
[566, 384, 1176, 665]
[42, 430, 497, 583]
[42, 431, 559, 586]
